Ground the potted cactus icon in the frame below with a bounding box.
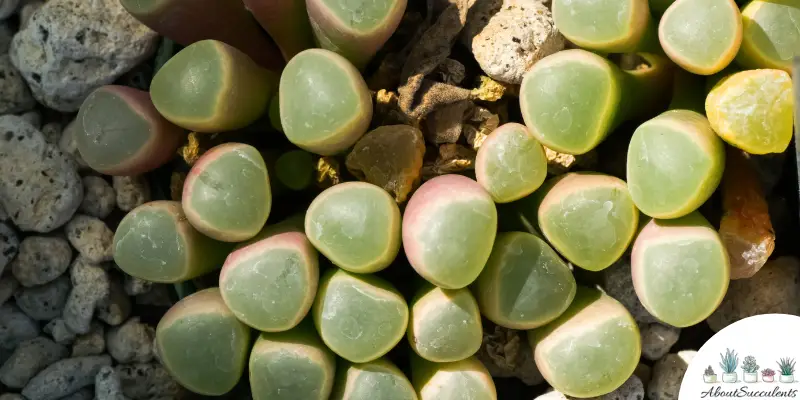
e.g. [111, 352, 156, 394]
[743, 356, 759, 383]
[762, 368, 776, 383]
[704, 366, 718, 383]
[720, 348, 739, 383]
[778, 358, 796, 383]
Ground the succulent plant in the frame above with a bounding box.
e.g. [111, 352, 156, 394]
[529, 287, 641, 398]
[119, 0, 284, 70]
[627, 109, 725, 219]
[306, 0, 407, 69]
[720, 349, 739, 373]
[275, 150, 315, 191]
[407, 282, 482, 363]
[705, 69, 794, 154]
[705, 366, 716, 376]
[156, 288, 251, 395]
[75, 85, 184, 176]
[763, 368, 776, 377]
[410, 355, 497, 400]
[743, 356, 760, 374]
[474, 231, 577, 330]
[313, 268, 408, 363]
[736, 0, 800, 72]
[114, 201, 232, 283]
[249, 320, 336, 400]
[778, 358, 796, 376]
[475, 123, 548, 204]
[658, 0, 742, 75]
[150, 40, 278, 133]
[219, 229, 318, 332]
[529, 172, 639, 272]
[305, 182, 401, 274]
[520, 49, 672, 155]
[182, 143, 272, 242]
[403, 174, 498, 289]
[280, 49, 373, 156]
[631, 212, 730, 327]
[329, 358, 417, 400]
[243, 0, 315, 61]
[552, 0, 658, 53]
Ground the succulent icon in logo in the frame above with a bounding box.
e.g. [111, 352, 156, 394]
[742, 356, 759, 383]
[762, 368, 776, 383]
[703, 366, 717, 383]
[778, 358, 796, 383]
[720, 348, 739, 383]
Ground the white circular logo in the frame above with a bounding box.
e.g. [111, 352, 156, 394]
[680, 314, 800, 398]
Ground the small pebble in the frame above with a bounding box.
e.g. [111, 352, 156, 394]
[63, 257, 109, 335]
[123, 275, 151, 296]
[14, 274, 71, 321]
[648, 351, 696, 400]
[0, 115, 83, 233]
[641, 323, 681, 361]
[43, 318, 76, 345]
[0, 54, 35, 115]
[95, 365, 127, 400]
[58, 389, 93, 400]
[707, 256, 800, 332]
[11, 236, 72, 287]
[0, 395, 25, 400]
[58, 120, 89, 169]
[0, 336, 68, 389]
[116, 363, 183, 400]
[112, 176, 150, 212]
[21, 355, 112, 400]
[40, 122, 62, 144]
[476, 323, 543, 386]
[95, 274, 131, 327]
[79, 176, 116, 219]
[0, 275, 19, 306]
[107, 317, 154, 364]
[0, 221, 18, 276]
[65, 215, 114, 263]
[71, 322, 105, 357]
[18, 1, 42, 30]
[134, 284, 172, 307]
[602, 258, 658, 324]
[0, 0, 20, 19]
[634, 363, 652, 386]
[19, 110, 41, 129]
[0, 22, 10, 54]
[0, 304, 40, 363]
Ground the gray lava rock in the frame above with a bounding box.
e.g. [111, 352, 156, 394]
[0, 0, 19, 20]
[463, 0, 564, 84]
[9, 0, 158, 111]
[0, 55, 34, 115]
[134, 284, 172, 307]
[58, 120, 88, 169]
[71, 322, 104, 356]
[59, 389, 93, 400]
[0, 303, 40, 362]
[648, 351, 696, 400]
[43, 318, 76, 344]
[0, 22, 10, 54]
[40, 122, 62, 145]
[0, 275, 18, 306]
[641, 323, 680, 361]
[707, 256, 800, 332]
[11, 236, 72, 287]
[0, 116, 83, 232]
[475, 322, 543, 386]
[65, 215, 113, 263]
[14, 274, 71, 320]
[122, 275, 151, 296]
[0, 336, 68, 388]
[602, 258, 658, 324]
[78, 176, 115, 219]
[107, 317, 153, 364]
[116, 363, 183, 400]
[0, 394, 25, 400]
[95, 366, 127, 400]
[63, 257, 109, 334]
[95, 274, 130, 326]
[21, 355, 112, 400]
[0, 221, 18, 276]
[112, 176, 150, 212]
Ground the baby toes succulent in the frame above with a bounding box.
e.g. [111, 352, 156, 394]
[632, 212, 730, 327]
[330, 358, 416, 400]
[182, 143, 272, 242]
[552, 0, 657, 53]
[736, 0, 800, 72]
[411, 355, 497, 400]
[156, 288, 251, 396]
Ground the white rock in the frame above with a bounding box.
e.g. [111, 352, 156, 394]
[9, 0, 158, 111]
[59, 119, 88, 169]
[18, 1, 42, 30]
[112, 176, 150, 212]
[107, 317, 154, 364]
[463, 0, 564, 84]
[11, 236, 72, 287]
[65, 215, 114, 263]
[0, 55, 35, 114]
[0, 115, 83, 232]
